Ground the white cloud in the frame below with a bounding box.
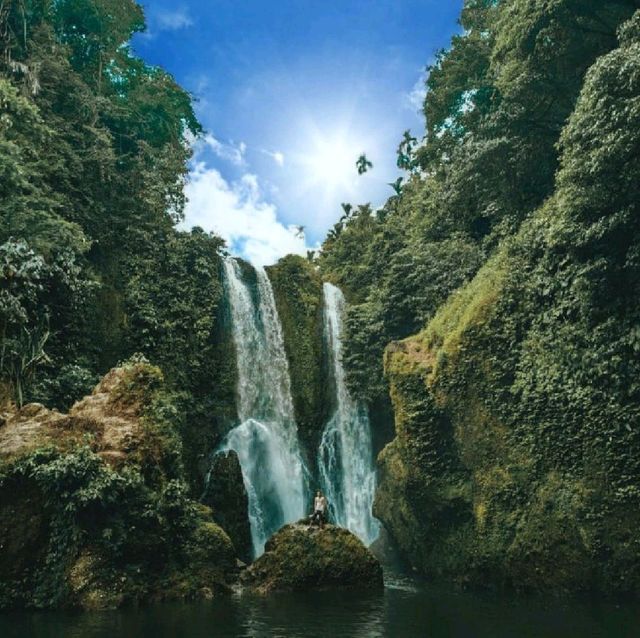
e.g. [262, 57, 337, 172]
[155, 8, 193, 31]
[181, 162, 311, 266]
[203, 134, 247, 167]
[261, 149, 285, 167]
[404, 71, 428, 113]
[139, 8, 193, 39]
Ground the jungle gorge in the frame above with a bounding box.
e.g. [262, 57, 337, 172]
[1, 0, 640, 631]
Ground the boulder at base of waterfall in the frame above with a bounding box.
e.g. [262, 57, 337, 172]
[243, 522, 383, 593]
[202, 450, 253, 563]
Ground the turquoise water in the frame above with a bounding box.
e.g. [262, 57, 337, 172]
[2, 573, 639, 638]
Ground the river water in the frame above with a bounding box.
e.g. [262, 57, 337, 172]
[2, 572, 638, 638]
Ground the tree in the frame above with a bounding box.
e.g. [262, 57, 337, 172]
[319, 0, 638, 409]
[356, 153, 373, 175]
[396, 130, 418, 171]
[0, 239, 87, 405]
[0, 0, 208, 410]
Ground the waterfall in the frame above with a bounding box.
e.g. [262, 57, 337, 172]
[318, 282, 380, 545]
[219, 258, 306, 557]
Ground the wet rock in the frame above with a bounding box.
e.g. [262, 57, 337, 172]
[243, 522, 383, 594]
[202, 450, 253, 563]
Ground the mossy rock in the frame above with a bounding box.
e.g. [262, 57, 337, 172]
[201, 450, 252, 563]
[243, 522, 383, 594]
[0, 365, 238, 610]
[266, 255, 327, 472]
[376, 186, 640, 594]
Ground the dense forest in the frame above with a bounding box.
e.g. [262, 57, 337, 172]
[0, 0, 240, 486]
[320, 0, 640, 594]
[1, 0, 639, 609]
[320, 0, 639, 410]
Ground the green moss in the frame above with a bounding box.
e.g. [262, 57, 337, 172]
[202, 450, 252, 563]
[120, 243, 237, 496]
[244, 522, 382, 593]
[378, 213, 640, 594]
[424, 253, 507, 369]
[93, 283, 127, 371]
[0, 479, 51, 607]
[178, 267, 239, 493]
[266, 255, 327, 466]
[108, 360, 165, 414]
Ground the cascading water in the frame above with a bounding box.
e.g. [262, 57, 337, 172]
[218, 258, 306, 557]
[318, 282, 380, 545]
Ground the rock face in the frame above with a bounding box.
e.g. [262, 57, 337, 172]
[374, 16, 640, 597]
[376, 250, 640, 596]
[202, 450, 253, 563]
[266, 255, 328, 474]
[0, 363, 236, 610]
[243, 523, 383, 594]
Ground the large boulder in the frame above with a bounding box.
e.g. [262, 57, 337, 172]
[243, 522, 383, 594]
[0, 363, 236, 610]
[202, 450, 253, 563]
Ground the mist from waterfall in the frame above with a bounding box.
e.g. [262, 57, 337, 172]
[318, 282, 380, 545]
[219, 258, 306, 557]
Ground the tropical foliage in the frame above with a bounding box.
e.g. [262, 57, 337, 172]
[319, 0, 640, 407]
[0, 1, 234, 489]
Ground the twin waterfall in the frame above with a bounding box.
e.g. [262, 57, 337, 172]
[219, 258, 378, 557]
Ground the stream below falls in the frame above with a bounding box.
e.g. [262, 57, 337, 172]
[2, 571, 639, 638]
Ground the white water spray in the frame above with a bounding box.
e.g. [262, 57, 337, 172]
[318, 282, 380, 545]
[219, 258, 306, 557]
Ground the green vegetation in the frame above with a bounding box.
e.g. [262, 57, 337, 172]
[267, 255, 327, 464]
[2, 0, 640, 603]
[320, 2, 640, 595]
[0, 362, 235, 609]
[0, 0, 234, 492]
[356, 153, 373, 175]
[319, 0, 638, 406]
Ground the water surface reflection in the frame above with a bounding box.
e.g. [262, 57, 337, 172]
[2, 576, 639, 638]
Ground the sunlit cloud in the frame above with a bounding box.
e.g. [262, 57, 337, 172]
[181, 161, 313, 266]
[404, 70, 428, 113]
[261, 149, 285, 167]
[134, 1, 457, 249]
[155, 8, 193, 31]
[203, 134, 247, 167]
[140, 7, 193, 39]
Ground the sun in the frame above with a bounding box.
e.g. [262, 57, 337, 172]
[292, 122, 371, 203]
[305, 134, 358, 191]
[280, 114, 382, 221]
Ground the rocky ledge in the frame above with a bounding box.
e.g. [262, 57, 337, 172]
[243, 522, 383, 594]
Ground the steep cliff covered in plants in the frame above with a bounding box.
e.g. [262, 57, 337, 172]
[321, 1, 640, 594]
[267, 255, 327, 465]
[0, 362, 236, 609]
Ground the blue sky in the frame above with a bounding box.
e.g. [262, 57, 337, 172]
[133, 1, 463, 265]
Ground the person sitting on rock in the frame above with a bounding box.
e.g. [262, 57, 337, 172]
[310, 490, 327, 529]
